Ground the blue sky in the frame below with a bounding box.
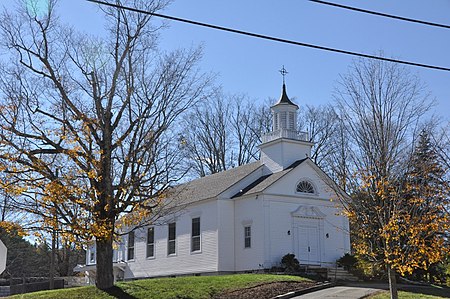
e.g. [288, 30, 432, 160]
[3, 0, 450, 121]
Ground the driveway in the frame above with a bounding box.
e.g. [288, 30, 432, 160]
[291, 286, 382, 299]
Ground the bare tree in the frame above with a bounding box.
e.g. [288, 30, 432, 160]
[180, 93, 270, 177]
[334, 57, 436, 299]
[179, 91, 232, 176]
[231, 95, 263, 166]
[0, 0, 210, 289]
[295, 104, 355, 191]
[0, 192, 15, 222]
[297, 105, 338, 164]
[433, 122, 450, 171]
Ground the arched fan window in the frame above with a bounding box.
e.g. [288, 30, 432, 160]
[296, 180, 315, 194]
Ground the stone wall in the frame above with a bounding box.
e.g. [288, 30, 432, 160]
[0, 286, 9, 297]
[61, 276, 89, 287]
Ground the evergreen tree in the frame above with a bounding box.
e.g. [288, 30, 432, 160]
[409, 130, 446, 196]
[0, 228, 50, 279]
[404, 130, 450, 282]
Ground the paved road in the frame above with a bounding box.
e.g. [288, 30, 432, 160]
[292, 286, 382, 299]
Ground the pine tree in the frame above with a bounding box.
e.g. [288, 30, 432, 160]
[403, 130, 450, 282]
[0, 228, 51, 279]
[346, 130, 450, 297]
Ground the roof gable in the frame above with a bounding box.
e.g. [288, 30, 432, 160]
[263, 158, 348, 201]
[232, 159, 307, 198]
[232, 158, 347, 201]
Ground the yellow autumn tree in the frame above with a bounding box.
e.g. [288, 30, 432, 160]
[349, 164, 449, 286]
[0, 0, 210, 289]
[333, 57, 447, 299]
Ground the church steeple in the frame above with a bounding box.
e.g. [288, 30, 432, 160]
[270, 68, 299, 132]
[259, 67, 313, 173]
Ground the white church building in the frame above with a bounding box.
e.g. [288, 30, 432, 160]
[0, 238, 6, 275]
[79, 83, 350, 281]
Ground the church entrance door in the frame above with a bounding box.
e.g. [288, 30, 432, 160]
[297, 224, 320, 265]
[291, 205, 325, 266]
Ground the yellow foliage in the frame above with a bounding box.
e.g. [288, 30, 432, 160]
[0, 221, 28, 236]
[349, 170, 450, 276]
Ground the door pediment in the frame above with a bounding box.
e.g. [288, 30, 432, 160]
[291, 205, 325, 219]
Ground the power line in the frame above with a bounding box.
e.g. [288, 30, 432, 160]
[309, 0, 450, 30]
[86, 0, 450, 72]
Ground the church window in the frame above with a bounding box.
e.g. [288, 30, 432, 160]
[289, 112, 295, 129]
[280, 112, 287, 129]
[191, 217, 201, 252]
[89, 247, 95, 263]
[274, 113, 279, 130]
[244, 226, 251, 248]
[127, 231, 135, 260]
[147, 227, 155, 258]
[168, 222, 176, 255]
[296, 181, 315, 194]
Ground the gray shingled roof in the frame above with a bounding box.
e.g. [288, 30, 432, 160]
[168, 161, 262, 204]
[232, 159, 307, 198]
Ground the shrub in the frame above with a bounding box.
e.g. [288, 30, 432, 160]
[336, 253, 384, 281]
[281, 253, 300, 273]
[336, 253, 358, 271]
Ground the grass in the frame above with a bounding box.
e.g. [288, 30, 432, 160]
[8, 274, 312, 299]
[369, 290, 449, 299]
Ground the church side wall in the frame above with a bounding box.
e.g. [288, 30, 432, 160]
[124, 200, 219, 278]
[217, 199, 235, 271]
[234, 196, 265, 271]
[0, 239, 6, 275]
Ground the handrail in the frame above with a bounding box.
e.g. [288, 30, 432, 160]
[262, 129, 309, 143]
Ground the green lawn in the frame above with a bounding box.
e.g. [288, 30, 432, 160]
[9, 274, 312, 299]
[370, 290, 449, 299]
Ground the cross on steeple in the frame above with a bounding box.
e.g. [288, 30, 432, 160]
[279, 65, 288, 84]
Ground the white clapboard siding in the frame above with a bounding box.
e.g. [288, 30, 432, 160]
[234, 196, 265, 271]
[263, 161, 350, 267]
[125, 199, 219, 278]
[217, 199, 235, 271]
[0, 239, 6, 275]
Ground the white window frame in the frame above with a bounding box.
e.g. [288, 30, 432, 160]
[274, 112, 279, 131]
[289, 112, 295, 130]
[89, 247, 96, 264]
[280, 111, 287, 129]
[127, 231, 135, 261]
[146, 227, 155, 259]
[191, 217, 201, 253]
[244, 226, 251, 249]
[295, 178, 318, 195]
[167, 222, 176, 256]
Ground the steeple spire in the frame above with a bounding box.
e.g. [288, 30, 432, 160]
[279, 65, 288, 85]
[277, 83, 298, 106]
[274, 66, 298, 107]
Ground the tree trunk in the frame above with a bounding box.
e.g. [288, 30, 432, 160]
[95, 237, 114, 290]
[49, 228, 56, 289]
[387, 265, 398, 299]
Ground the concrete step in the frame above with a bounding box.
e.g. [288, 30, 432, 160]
[327, 268, 359, 282]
